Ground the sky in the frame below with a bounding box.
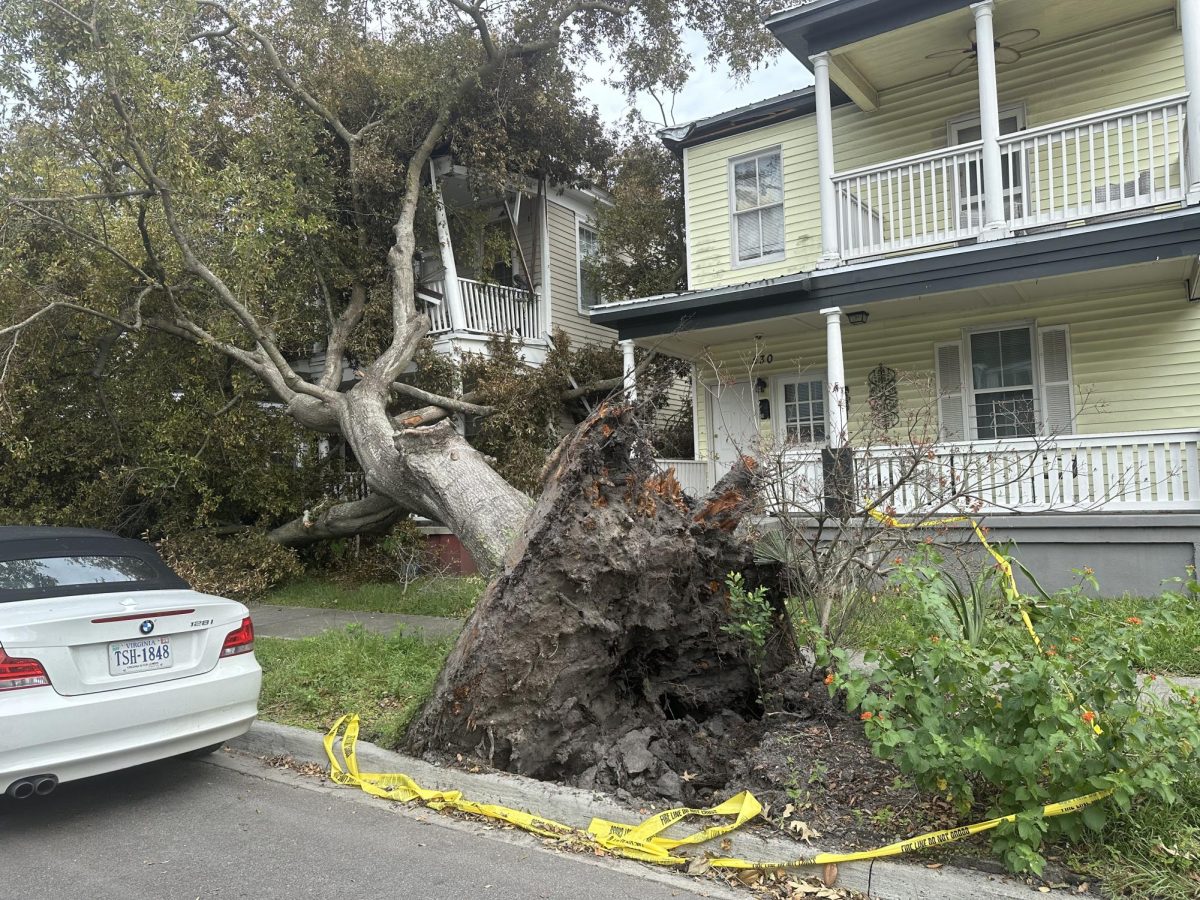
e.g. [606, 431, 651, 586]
[580, 29, 813, 130]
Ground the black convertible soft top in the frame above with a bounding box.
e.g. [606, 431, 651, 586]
[0, 527, 189, 602]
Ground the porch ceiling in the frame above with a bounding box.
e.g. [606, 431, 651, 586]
[633, 257, 1193, 359]
[831, 0, 1177, 104]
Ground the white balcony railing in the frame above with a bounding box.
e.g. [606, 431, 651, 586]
[657, 429, 1200, 515]
[426, 277, 542, 338]
[833, 95, 1189, 261]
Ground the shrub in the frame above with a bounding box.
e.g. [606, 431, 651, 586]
[821, 547, 1200, 875]
[303, 520, 437, 586]
[157, 530, 302, 600]
[722, 571, 774, 670]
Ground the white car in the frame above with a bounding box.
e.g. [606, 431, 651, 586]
[0, 526, 261, 799]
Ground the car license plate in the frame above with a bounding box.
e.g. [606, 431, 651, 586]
[108, 636, 173, 676]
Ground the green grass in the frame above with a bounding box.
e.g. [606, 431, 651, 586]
[261, 575, 485, 618]
[1068, 771, 1200, 900]
[256, 627, 451, 748]
[841, 592, 1200, 675]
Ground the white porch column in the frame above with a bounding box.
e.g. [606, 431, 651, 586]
[429, 160, 468, 332]
[821, 307, 848, 448]
[621, 339, 637, 401]
[1182, 0, 1200, 202]
[812, 53, 842, 267]
[971, 1, 1010, 241]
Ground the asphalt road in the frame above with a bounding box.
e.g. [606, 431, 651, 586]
[0, 751, 733, 900]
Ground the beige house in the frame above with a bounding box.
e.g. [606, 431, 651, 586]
[419, 157, 617, 364]
[593, 0, 1200, 592]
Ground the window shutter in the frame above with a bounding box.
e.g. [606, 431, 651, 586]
[934, 341, 967, 441]
[1038, 325, 1074, 436]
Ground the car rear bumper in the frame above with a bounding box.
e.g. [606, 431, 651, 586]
[0, 654, 261, 788]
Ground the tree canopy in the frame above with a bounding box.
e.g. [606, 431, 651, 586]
[0, 0, 778, 569]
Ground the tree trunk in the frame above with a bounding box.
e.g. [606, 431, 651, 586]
[332, 385, 534, 573]
[405, 403, 791, 801]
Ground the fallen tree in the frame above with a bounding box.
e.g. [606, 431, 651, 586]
[1, 0, 788, 791]
[407, 402, 797, 797]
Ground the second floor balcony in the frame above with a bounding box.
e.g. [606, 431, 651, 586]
[425, 276, 542, 339]
[833, 94, 1190, 261]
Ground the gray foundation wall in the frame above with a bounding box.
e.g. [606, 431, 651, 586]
[968, 513, 1200, 597]
[774, 513, 1199, 598]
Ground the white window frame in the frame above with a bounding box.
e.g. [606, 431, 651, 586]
[947, 104, 1029, 226]
[963, 321, 1039, 441]
[576, 219, 601, 312]
[945, 103, 1027, 146]
[728, 147, 786, 269]
[772, 374, 828, 445]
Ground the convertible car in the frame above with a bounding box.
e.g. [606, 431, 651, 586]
[0, 527, 261, 798]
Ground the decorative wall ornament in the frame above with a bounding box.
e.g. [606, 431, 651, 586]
[867, 363, 899, 430]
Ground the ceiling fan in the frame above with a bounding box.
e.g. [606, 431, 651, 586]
[926, 28, 1040, 77]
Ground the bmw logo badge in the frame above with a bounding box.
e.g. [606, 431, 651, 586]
[139, 620, 155, 635]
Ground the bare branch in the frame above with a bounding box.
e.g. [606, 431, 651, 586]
[14, 189, 155, 204]
[390, 381, 494, 416]
[10, 201, 157, 283]
[0, 299, 138, 341]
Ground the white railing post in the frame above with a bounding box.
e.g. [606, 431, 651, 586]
[972, 1, 1011, 241]
[812, 53, 842, 267]
[429, 160, 467, 333]
[621, 339, 637, 401]
[1181, 0, 1200, 203]
[821, 307, 848, 448]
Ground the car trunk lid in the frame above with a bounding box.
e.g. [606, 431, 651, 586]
[0, 590, 247, 696]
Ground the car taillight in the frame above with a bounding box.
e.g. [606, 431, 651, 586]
[220, 617, 254, 658]
[0, 645, 51, 691]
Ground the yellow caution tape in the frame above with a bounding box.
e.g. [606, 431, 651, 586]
[323, 714, 1112, 869]
[865, 502, 1103, 735]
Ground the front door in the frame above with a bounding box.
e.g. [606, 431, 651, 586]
[706, 381, 760, 474]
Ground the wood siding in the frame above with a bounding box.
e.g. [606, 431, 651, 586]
[685, 11, 1185, 291]
[546, 198, 616, 347]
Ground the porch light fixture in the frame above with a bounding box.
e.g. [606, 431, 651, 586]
[846, 310, 870, 326]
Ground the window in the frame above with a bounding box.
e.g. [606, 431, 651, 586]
[777, 377, 826, 444]
[731, 149, 785, 265]
[949, 107, 1026, 225]
[968, 327, 1036, 439]
[935, 324, 1073, 442]
[0, 556, 159, 594]
[577, 223, 601, 309]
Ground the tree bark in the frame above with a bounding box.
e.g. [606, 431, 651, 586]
[335, 385, 534, 573]
[268, 493, 408, 547]
[404, 403, 789, 801]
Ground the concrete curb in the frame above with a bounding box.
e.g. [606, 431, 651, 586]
[230, 720, 1049, 900]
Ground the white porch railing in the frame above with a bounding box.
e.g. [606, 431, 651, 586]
[426, 277, 542, 338]
[833, 95, 1189, 261]
[656, 429, 1200, 514]
[806, 429, 1200, 514]
[656, 458, 713, 498]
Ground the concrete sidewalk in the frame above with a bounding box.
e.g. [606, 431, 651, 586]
[248, 603, 465, 641]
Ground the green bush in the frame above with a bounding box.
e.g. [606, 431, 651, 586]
[722, 571, 773, 670]
[157, 530, 302, 600]
[302, 520, 433, 585]
[821, 548, 1200, 875]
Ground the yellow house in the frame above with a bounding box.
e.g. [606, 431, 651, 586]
[592, 0, 1200, 592]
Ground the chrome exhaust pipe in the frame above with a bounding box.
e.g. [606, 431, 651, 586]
[5, 779, 35, 800]
[33, 775, 57, 796]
